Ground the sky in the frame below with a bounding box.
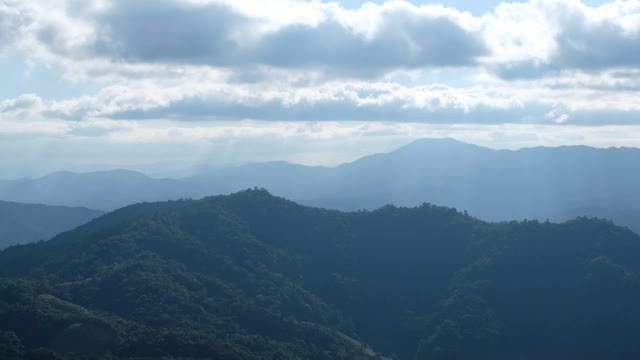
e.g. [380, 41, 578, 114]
[1, 0, 640, 178]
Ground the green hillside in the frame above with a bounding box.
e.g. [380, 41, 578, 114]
[1, 189, 639, 359]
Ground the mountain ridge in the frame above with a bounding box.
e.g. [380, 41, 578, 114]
[1, 189, 639, 359]
[0, 138, 638, 233]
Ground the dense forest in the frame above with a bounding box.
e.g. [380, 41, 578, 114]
[1, 189, 639, 359]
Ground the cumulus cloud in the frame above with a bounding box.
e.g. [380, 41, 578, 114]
[0, 81, 532, 123]
[0, 0, 490, 78]
[243, 13, 486, 76]
[554, 13, 640, 70]
[0, 94, 45, 120]
[64, 0, 486, 77]
[4, 0, 640, 81]
[488, 0, 640, 78]
[0, 2, 18, 52]
[91, 0, 245, 64]
[1, 0, 640, 126]
[0, 94, 42, 112]
[1, 79, 639, 125]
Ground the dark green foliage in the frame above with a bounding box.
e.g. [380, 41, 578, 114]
[1, 189, 639, 359]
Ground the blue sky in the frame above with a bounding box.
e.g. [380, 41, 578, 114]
[1, 0, 640, 177]
[340, 0, 611, 13]
[0, 57, 100, 100]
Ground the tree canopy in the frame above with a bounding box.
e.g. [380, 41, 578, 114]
[0, 189, 639, 359]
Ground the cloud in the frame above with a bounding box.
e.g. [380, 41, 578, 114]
[244, 12, 486, 76]
[554, 12, 640, 70]
[488, 0, 640, 78]
[5, 0, 640, 177]
[0, 94, 42, 112]
[89, 0, 487, 77]
[91, 0, 246, 64]
[0, 94, 44, 119]
[5, 0, 640, 82]
[0, 81, 530, 123]
[1, 0, 640, 128]
[66, 119, 133, 137]
[546, 109, 570, 124]
[1, 0, 487, 79]
[0, 3, 18, 52]
[2, 80, 639, 126]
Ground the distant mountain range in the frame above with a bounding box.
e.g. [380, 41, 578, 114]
[0, 201, 104, 249]
[1, 190, 639, 359]
[0, 169, 202, 211]
[1, 138, 638, 232]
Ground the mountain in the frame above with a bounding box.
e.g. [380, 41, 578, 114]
[1, 190, 640, 359]
[0, 201, 104, 250]
[188, 161, 332, 199]
[0, 170, 205, 211]
[190, 138, 640, 232]
[2, 140, 639, 232]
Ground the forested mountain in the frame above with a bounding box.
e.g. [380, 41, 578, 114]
[0, 201, 104, 250]
[0, 170, 204, 211]
[1, 139, 639, 232]
[1, 189, 639, 359]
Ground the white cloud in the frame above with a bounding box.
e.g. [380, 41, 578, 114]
[16, 73, 640, 128]
[0, 0, 639, 127]
[0, 76, 639, 125]
[546, 109, 570, 124]
[4, 0, 637, 78]
[0, 94, 45, 120]
[0, 0, 486, 79]
[486, 0, 640, 77]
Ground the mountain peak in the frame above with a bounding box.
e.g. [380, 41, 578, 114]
[409, 137, 465, 145]
[203, 187, 291, 206]
[400, 137, 481, 150]
[382, 137, 490, 158]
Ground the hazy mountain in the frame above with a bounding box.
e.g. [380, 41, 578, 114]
[0, 169, 205, 211]
[1, 190, 639, 359]
[0, 201, 104, 249]
[190, 138, 640, 232]
[188, 161, 333, 198]
[1, 139, 638, 232]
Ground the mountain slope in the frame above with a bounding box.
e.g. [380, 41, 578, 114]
[1, 190, 640, 359]
[0, 201, 104, 249]
[0, 170, 205, 211]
